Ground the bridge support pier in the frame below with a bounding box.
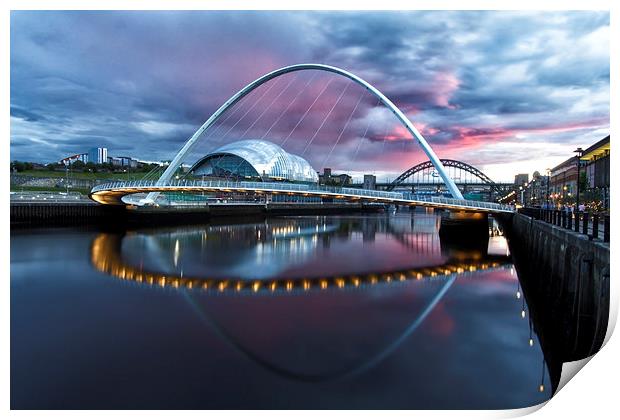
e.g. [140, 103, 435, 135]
[439, 211, 489, 243]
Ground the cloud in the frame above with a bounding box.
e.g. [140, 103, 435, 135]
[10, 11, 609, 182]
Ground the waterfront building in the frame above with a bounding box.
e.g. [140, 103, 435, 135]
[549, 156, 578, 204]
[580, 135, 610, 209]
[189, 139, 318, 183]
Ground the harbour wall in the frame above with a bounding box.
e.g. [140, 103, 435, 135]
[497, 212, 610, 393]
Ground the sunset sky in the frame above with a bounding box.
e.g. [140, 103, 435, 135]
[10, 11, 609, 182]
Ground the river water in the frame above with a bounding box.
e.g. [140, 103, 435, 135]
[11, 212, 552, 409]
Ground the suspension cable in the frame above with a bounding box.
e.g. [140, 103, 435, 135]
[264, 72, 318, 143]
[353, 97, 381, 162]
[280, 76, 335, 148]
[321, 89, 364, 170]
[217, 76, 282, 142]
[238, 73, 299, 141]
[302, 80, 350, 155]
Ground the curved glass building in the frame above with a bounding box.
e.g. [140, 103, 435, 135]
[190, 139, 318, 183]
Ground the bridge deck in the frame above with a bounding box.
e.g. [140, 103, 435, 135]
[90, 180, 514, 213]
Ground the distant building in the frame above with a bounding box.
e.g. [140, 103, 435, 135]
[117, 156, 139, 168]
[319, 167, 352, 186]
[523, 171, 549, 206]
[107, 156, 122, 167]
[88, 147, 108, 164]
[363, 174, 377, 190]
[514, 173, 529, 187]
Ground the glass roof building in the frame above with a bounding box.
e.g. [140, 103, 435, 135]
[189, 139, 319, 183]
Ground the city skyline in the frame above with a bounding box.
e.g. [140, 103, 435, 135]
[10, 11, 609, 182]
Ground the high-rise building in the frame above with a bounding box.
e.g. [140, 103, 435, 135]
[88, 147, 108, 164]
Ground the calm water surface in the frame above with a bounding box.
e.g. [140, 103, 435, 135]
[11, 213, 552, 409]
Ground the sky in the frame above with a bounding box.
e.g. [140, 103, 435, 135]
[10, 11, 609, 182]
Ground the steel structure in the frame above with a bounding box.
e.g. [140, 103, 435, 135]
[190, 139, 318, 183]
[90, 179, 513, 213]
[149, 63, 464, 201]
[387, 159, 504, 195]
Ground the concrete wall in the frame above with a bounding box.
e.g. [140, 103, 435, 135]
[11, 202, 383, 228]
[498, 212, 610, 392]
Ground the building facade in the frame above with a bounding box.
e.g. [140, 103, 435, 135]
[189, 139, 318, 183]
[319, 168, 352, 186]
[88, 147, 108, 164]
[363, 174, 377, 190]
[514, 173, 529, 187]
[580, 135, 610, 209]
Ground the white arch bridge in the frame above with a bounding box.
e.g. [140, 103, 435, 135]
[90, 179, 513, 213]
[89, 63, 513, 214]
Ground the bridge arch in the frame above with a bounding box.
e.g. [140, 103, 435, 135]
[154, 63, 464, 199]
[387, 159, 503, 195]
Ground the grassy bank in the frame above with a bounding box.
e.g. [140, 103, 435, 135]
[15, 170, 159, 181]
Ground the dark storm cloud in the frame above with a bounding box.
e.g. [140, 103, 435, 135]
[10, 10, 609, 181]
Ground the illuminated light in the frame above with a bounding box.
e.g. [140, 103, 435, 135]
[252, 282, 261, 293]
[369, 275, 378, 284]
[336, 278, 345, 288]
[469, 265, 476, 272]
[516, 291, 521, 299]
[416, 273, 423, 280]
[539, 385, 544, 392]
[202, 282, 209, 290]
[158, 278, 166, 287]
[352, 277, 361, 287]
[236, 282, 243, 292]
[521, 310, 526, 318]
[320, 279, 328, 290]
[286, 281, 293, 292]
[457, 268, 464, 274]
[529, 338, 534, 346]
[398, 273, 406, 281]
[270, 282, 277, 292]
[172, 280, 179, 289]
[303, 280, 311, 291]
[187, 281, 193, 289]
[385, 275, 392, 282]
[218, 282, 228, 292]
[444, 269, 451, 275]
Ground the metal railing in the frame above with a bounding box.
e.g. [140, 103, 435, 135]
[90, 180, 514, 212]
[520, 207, 609, 243]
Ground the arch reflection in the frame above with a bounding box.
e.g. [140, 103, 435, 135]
[88, 217, 523, 383]
[91, 232, 510, 295]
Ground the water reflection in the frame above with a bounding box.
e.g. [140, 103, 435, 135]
[11, 213, 552, 409]
[91, 233, 510, 294]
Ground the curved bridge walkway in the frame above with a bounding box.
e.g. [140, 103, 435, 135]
[90, 179, 514, 213]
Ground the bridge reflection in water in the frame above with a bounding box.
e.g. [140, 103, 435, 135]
[90, 218, 511, 295]
[86, 214, 550, 398]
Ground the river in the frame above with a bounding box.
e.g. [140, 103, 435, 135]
[10, 212, 552, 409]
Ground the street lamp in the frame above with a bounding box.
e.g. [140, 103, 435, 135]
[574, 147, 584, 212]
[546, 168, 551, 208]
